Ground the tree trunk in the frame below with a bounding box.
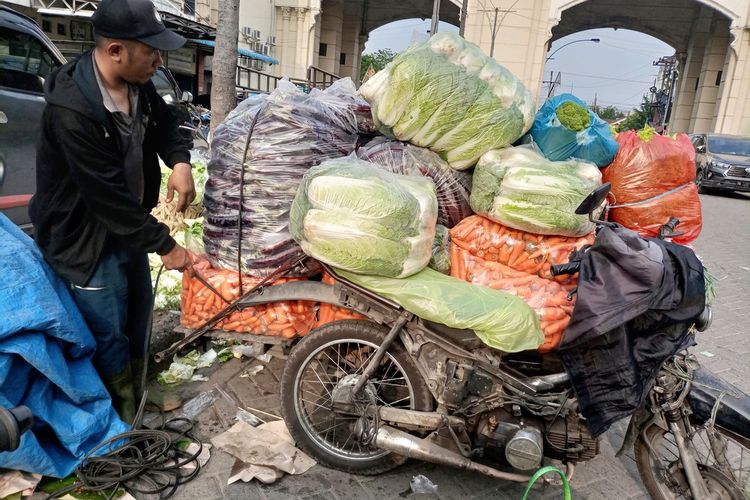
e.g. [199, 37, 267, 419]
[210, 0, 239, 135]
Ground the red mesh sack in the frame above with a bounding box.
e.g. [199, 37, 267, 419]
[602, 130, 702, 243]
[316, 273, 365, 326]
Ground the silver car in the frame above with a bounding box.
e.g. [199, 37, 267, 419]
[691, 133, 750, 194]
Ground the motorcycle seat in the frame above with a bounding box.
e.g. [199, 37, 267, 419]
[423, 320, 485, 350]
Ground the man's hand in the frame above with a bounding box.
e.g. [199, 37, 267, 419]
[166, 162, 196, 213]
[161, 244, 194, 276]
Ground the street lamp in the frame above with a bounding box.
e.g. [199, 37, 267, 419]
[546, 38, 600, 62]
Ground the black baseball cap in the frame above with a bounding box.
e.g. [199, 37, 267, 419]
[92, 0, 186, 51]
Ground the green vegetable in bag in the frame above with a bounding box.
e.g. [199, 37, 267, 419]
[555, 101, 591, 132]
[339, 267, 543, 353]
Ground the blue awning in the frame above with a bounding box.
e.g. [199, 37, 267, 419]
[189, 38, 279, 65]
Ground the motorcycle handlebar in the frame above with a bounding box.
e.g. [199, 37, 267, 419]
[550, 261, 581, 276]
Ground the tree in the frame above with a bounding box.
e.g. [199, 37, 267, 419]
[594, 105, 624, 121]
[617, 97, 653, 133]
[210, 0, 240, 135]
[359, 49, 396, 81]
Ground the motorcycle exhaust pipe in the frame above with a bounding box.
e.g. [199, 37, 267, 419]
[372, 424, 532, 483]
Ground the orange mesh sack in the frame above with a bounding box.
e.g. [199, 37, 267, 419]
[181, 260, 316, 338]
[603, 130, 702, 244]
[450, 215, 592, 285]
[450, 245, 575, 352]
[316, 273, 365, 327]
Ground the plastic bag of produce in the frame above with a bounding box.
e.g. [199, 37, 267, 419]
[290, 157, 438, 278]
[429, 224, 452, 274]
[339, 267, 543, 352]
[450, 215, 592, 284]
[530, 94, 619, 167]
[204, 79, 371, 277]
[181, 259, 316, 337]
[357, 138, 473, 227]
[359, 33, 535, 170]
[316, 273, 366, 327]
[470, 147, 601, 236]
[451, 246, 573, 352]
[602, 129, 702, 244]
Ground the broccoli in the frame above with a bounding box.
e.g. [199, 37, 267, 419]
[556, 101, 591, 132]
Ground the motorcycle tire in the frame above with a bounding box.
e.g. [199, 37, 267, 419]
[281, 319, 433, 475]
[634, 423, 749, 499]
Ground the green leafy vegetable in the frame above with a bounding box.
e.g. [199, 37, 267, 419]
[556, 101, 591, 132]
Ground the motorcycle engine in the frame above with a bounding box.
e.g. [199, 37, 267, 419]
[475, 408, 598, 470]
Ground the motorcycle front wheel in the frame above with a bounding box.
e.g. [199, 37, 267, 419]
[635, 422, 750, 499]
[280, 320, 433, 475]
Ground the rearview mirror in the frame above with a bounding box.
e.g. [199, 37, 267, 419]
[181, 91, 194, 103]
[696, 144, 706, 153]
[576, 183, 611, 215]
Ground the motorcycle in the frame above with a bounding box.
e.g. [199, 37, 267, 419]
[279, 184, 750, 499]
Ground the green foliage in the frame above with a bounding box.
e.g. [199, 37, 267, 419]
[556, 101, 591, 131]
[591, 105, 625, 121]
[359, 48, 396, 80]
[617, 97, 652, 133]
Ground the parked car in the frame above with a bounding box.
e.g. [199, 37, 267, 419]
[0, 5, 192, 234]
[691, 133, 750, 194]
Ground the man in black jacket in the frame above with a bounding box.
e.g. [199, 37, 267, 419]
[30, 0, 195, 421]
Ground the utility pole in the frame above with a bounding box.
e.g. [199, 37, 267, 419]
[459, 0, 469, 37]
[430, 0, 440, 35]
[478, 0, 518, 58]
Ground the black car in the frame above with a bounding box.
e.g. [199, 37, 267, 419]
[691, 133, 750, 194]
[0, 5, 192, 234]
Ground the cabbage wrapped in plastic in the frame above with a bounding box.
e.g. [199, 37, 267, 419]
[357, 138, 473, 227]
[290, 158, 438, 278]
[470, 147, 602, 236]
[339, 267, 543, 352]
[359, 33, 535, 170]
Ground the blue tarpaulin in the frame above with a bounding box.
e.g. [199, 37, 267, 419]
[0, 215, 129, 477]
[190, 38, 279, 65]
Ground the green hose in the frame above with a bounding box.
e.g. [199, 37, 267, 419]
[521, 466, 571, 500]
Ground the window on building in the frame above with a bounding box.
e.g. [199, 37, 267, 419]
[0, 27, 57, 93]
[319, 43, 327, 57]
[340, 52, 346, 65]
[715, 70, 722, 86]
[42, 20, 51, 33]
[183, 0, 195, 15]
[56, 23, 66, 36]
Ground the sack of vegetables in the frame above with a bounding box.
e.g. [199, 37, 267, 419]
[470, 146, 602, 237]
[290, 157, 438, 278]
[357, 138, 473, 227]
[530, 94, 619, 167]
[204, 79, 372, 277]
[359, 32, 535, 170]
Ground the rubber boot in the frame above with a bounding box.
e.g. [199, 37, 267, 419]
[105, 366, 137, 424]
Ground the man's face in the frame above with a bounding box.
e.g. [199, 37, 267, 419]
[119, 40, 163, 84]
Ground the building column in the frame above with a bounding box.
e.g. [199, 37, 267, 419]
[338, 1, 362, 82]
[273, 5, 320, 81]
[317, 0, 344, 75]
[712, 24, 750, 134]
[689, 16, 731, 133]
[670, 9, 712, 133]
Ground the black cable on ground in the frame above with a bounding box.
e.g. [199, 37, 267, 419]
[46, 417, 203, 500]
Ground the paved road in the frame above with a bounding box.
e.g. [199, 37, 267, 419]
[170, 191, 750, 500]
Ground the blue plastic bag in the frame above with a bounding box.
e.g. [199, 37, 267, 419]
[530, 94, 619, 167]
[0, 215, 128, 477]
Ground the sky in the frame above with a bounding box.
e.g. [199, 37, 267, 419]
[363, 21, 674, 112]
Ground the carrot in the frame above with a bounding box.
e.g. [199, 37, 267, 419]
[540, 307, 567, 321]
[267, 322, 293, 332]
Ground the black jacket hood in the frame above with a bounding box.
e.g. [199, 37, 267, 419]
[44, 51, 109, 126]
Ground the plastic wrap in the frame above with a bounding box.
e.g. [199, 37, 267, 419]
[530, 94, 619, 167]
[603, 130, 702, 244]
[357, 138, 473, 227]
[429, 224, 451, 274]
[180, 259, 316, 337]
[450, 246, 573, 352]
[203, 79, 369, 276]
[339, 267, 543, 353]
[470, 146, 601, 236]
[290, 157, 438, 278]
[316, 273, 366, 326]
[450, 215, 592, 284]
[359, 33, 535, 170]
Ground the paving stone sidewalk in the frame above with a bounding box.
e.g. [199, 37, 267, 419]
[165, 192, 750, 500]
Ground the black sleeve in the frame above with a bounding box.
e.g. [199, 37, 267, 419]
[145, 83, 192, 168]
[53, 108, 177, 255]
